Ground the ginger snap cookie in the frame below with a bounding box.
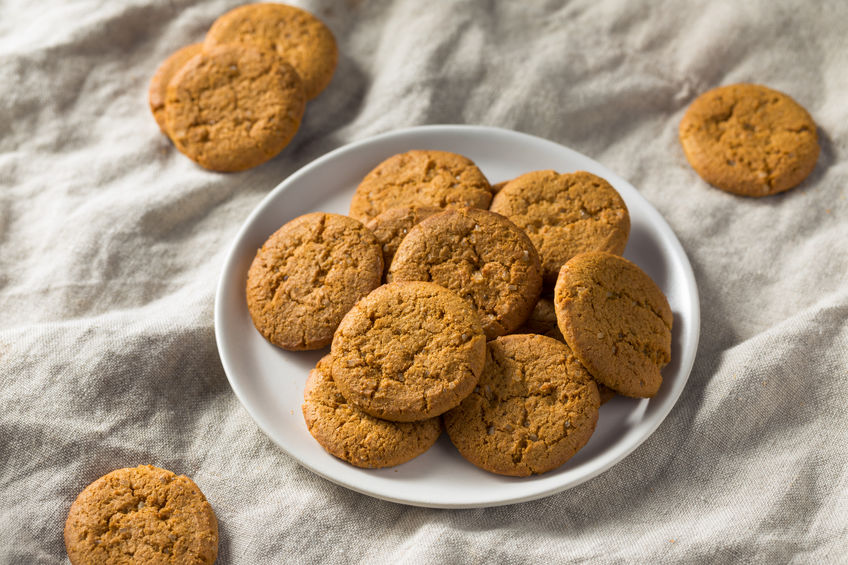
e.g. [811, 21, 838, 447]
[148, 43, 203, 134]
[389, 207, 543, 340]
[303, 355, 442, 467]
[490, 170, 630, 285]
[330, 281, 486, 422]
[679, 83, 819, 197]
[205, 3, 337, 100]
[517, 297, 616, 405]
[365, 205, 442, 278]
[444, 334, 600, 477]
[554, 252, 672, 398]
[349, 150, 493, 222]
[165, 43, 306, 172]
[246, 212, 383, 351]
[64, 465, 218, 565]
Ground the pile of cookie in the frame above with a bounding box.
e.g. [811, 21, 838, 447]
[246, 149, 673, 476]
[148, 3, 337, 171]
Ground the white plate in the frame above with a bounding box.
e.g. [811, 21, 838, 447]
[215, 125, 700, 508]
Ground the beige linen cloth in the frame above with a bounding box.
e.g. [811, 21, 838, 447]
[1, 0, 846, 563]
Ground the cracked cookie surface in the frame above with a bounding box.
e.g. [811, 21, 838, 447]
[303, 355, 442, 467]
[330, 281, 486, 422]
[204, 3, 337, 100]
[148, 43, 203, 134]
[64, 465, 218, 565]
[389, 207, 542, 340]
[554, 252, 672, 398]
[165, 43, 306, 172]
[490, 170, 629, 285]
[349, 150, 493, 222]
[365, 205, 442, 279]
[246, 212, 383, 350]
[679, 83, 819, 197]
[515, 297, 616, 405]
[444, 334, 600, 477]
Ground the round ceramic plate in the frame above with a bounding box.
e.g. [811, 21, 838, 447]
[215, 125, 700, 508]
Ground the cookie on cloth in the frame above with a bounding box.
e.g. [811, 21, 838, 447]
[349, 150, 493, 222]
[303, 355, 442, 468]
[679, 83, 819, 197]
[365, 205, 442, 278]
[489, 170, 630, 286]
[554, 252, 672, 398]
[165, 43, 306, 172]
[444, 334, 600, 477]
[246, 212, 383, 351]
[148, 43, 203, 134]
[516, 297, 616, 405]
[64, 465, 218, 565]
[204, 2, 337, 100]
[389, 207, 542, 340]
[330, 281, 486, 422]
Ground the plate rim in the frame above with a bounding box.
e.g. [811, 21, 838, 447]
[214, 124, 701, 508]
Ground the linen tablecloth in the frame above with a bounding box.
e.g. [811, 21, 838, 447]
[1, 0, 846, 562]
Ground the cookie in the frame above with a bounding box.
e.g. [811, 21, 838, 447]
[444, 334, 600, 477]
[554, 252, 672, 398]
[303, 355, 442, 467]
[330, 281, 486, 422]
[165, 43, 306, 172]
[389, 207, 543, 340]
[679, 83, 819, 197]
[490, 170, 630, 285]
[246, 212, 383, 350]
[204, 3, 337, 100]
[364, 205, 442, 278]
[490, 179, 511, 195]
[517, 297, 616, 405]
[349, 150, 493, 222]
[64, 465, 218, 565]
[148, 43, 203, 134]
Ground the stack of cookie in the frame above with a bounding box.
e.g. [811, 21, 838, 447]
[148, 3, 337, 171]
[245, 147, 674, 476]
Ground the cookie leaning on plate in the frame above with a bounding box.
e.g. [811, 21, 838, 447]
[554, 252, 672, 398]
[349, 150, 493, 222]
[246, 212, 383, 351]
[444, 334, 600, 477]
[303, 355, 442, 468]
[389, 207, 543, 340]
[331, 281, 486, 422]
[489, 170, 630, 286]
[165, 43, 306, 172]
[205, 2, 338, 100]
[64, 465, 218, 565]
[679, 83, 819, 197]
[365, 205, 443, 279]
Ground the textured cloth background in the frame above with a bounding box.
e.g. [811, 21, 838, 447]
[1, 0, 846, 563]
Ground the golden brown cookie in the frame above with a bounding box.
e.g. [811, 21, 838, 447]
[148, 43, 203, 134]
[444, 334, 600, 477]
[246, 212, 383, 350]
[64, 465, 218, 565]
[303, 355, 442, 467]
[204, 3, 337, 100]
[679, 83, 819, 197]
[330, 281, 486, 422]
[554, 252, 673, 398]
[365, 205, 442, 278]
[389, 207, 543, 340]
[490, 179, 511, 194]
[516, 297, 616, 405]
[490, 170, 630, 285]
[165, 43, 306, 172]
[349, 150, 493, 222]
